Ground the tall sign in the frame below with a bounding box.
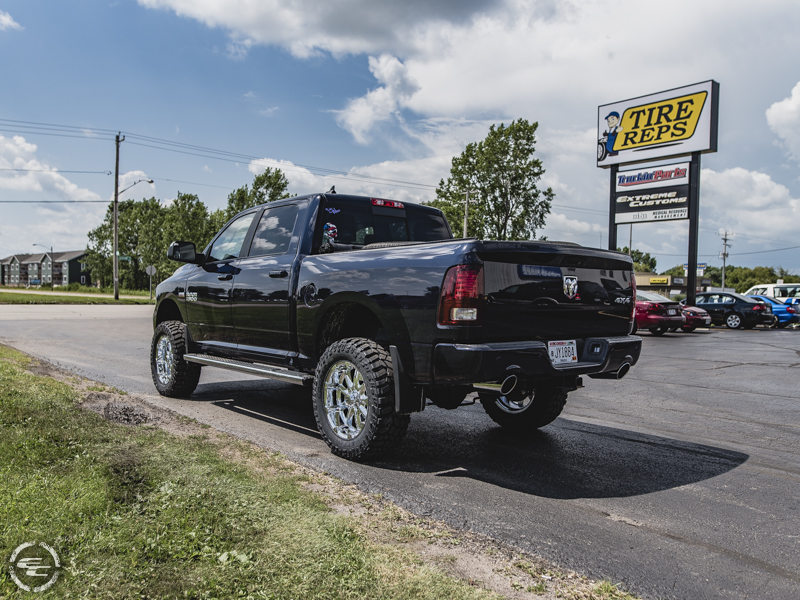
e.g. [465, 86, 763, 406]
[597, 80, 719, 168]
[599, 81, 719, 305]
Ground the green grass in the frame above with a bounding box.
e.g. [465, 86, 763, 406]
[0, 345, 497, 600]
[0, 284, 151, 297]
[0, 292, 152, 305]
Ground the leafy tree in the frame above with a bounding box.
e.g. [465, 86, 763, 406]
[224, 167, 290, 221]
[85, 193, 218, 289]
[660, 263, 800, 292]
[617, 247, 657, 273]
[428, 119, 553, 240]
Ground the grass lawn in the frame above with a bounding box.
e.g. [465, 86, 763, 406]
[0, 345, 637, 599]
[0, 292, 152, 305]
[0, 345, 501, 600]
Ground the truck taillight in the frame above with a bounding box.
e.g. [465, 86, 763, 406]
[438, 264, 483, 325]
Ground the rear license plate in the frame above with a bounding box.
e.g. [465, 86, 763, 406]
[704, 318, 711, 324]
[668, 309, 677, 315]
[549, 340, 578, 365]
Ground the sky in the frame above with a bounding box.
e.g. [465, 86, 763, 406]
[1, 0, 800, 274]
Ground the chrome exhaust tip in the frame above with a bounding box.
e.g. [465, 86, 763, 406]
[616, 363, 631, 379]
[500, 375, 518, 396]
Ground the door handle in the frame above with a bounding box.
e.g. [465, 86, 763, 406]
[269, 270, 289, 278]
[218, 273, 233, 281]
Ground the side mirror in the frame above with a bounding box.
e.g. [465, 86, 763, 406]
[167, 241, 204, 264]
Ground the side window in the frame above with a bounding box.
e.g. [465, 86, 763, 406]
[721, 295, 735, 304]
[248, 204, 300, 256]
[207, 213, 256, 262]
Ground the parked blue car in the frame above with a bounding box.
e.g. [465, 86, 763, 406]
[747, 295, 799, 328]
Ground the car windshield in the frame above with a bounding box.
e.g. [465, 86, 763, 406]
[637, 291, 671, 302]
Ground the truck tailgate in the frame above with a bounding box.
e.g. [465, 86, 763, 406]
[478, 241, 634, 341]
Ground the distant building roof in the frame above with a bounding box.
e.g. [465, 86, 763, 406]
[53, 250, 86, 262]
[22, 253, 47, 264]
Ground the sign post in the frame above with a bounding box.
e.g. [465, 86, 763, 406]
[145, 265, 157, 301]
[598, 80, 719, 306]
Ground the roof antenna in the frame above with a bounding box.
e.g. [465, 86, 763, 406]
[326, 186, 336, 194]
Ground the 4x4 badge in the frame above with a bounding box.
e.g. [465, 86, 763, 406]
[563, 276, 578, 299]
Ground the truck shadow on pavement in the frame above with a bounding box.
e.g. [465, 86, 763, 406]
[190, 381, 748, 500]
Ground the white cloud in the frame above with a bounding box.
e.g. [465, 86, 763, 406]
[0, 10, 21, 31]
[335, 55, 420, 144]
[700, 167, 800, 242]
[766, 81, 800, 163]
[259, 106, 279, 116]
[0, 135, 108, 257]
[137, 0, 502, 59]
[0, 135, 102, 201]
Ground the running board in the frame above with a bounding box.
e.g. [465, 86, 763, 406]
[183, 354, 313, 386]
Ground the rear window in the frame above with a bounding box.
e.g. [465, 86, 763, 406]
[319, 200, 450, 247]
[637, 291, 671, 302]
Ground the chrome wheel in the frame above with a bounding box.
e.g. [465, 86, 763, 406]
[323, 359, 369, 440]
[495, 392, 533, 414]
[726, 313, 742, 328]
[155, 335, 174, 385]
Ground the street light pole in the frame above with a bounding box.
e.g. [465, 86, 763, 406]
[461, 189, 477, 238]
[113, 133, 125, 300]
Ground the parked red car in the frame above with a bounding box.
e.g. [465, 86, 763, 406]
[633, 291, 685, 336]
[675, 304, 712, 332]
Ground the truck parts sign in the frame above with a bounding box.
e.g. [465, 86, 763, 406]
[597, 81, 719, 167]
[614, 161, 690, 224]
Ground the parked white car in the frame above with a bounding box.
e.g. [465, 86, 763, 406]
[743, 283, 800, 304]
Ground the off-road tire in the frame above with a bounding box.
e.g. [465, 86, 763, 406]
[725, 312, 743, 329]
[150, 320, 201, 397]
[480, 387, 568, 431]
[313, 338, 409, 460]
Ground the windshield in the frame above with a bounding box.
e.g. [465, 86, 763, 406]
[637, 291, 671, 302]
[319, 199, 451, 247]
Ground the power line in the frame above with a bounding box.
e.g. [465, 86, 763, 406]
[730, 244, 800, 256]
[0, 200, 107, 203]
[0, 117, 439, 192]
[0, 168, 111, 174]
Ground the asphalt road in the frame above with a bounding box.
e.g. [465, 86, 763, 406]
[1, 305, 799, 600]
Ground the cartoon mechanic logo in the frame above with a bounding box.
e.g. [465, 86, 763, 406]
[598, 111, 622, 162]
[8, 542, 61, 592]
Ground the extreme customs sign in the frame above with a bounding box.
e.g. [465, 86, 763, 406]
[614, 161, 690, 224]
[597, 81, 719, 167]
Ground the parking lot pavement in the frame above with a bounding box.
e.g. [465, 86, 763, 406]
[1, 305, 799, 600]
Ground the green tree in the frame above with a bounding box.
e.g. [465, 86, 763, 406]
[660, 264, 800, 292]
[224, 167, 290, 221]
[428, 119, 554, 240]
[617, 247, 657, 273]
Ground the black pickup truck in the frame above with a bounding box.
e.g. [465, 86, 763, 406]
[150, 192, 641, 459]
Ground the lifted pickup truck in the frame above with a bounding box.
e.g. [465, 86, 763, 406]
[151, 192, 641, 459]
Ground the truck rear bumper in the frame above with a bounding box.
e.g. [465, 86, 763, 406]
[433, 335, 642, 385]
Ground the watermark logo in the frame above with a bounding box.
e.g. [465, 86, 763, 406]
[8, 542, 60, 592]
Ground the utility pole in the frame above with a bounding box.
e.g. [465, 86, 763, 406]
[720, 230, 731, 290]
[113, 133, 125, 301]
[628, 224, 632, 255]
[461, 189, 477, 238]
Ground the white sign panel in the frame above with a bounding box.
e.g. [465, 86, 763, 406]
[598, 81, 719, 168]
[614, 161, 690, 224]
